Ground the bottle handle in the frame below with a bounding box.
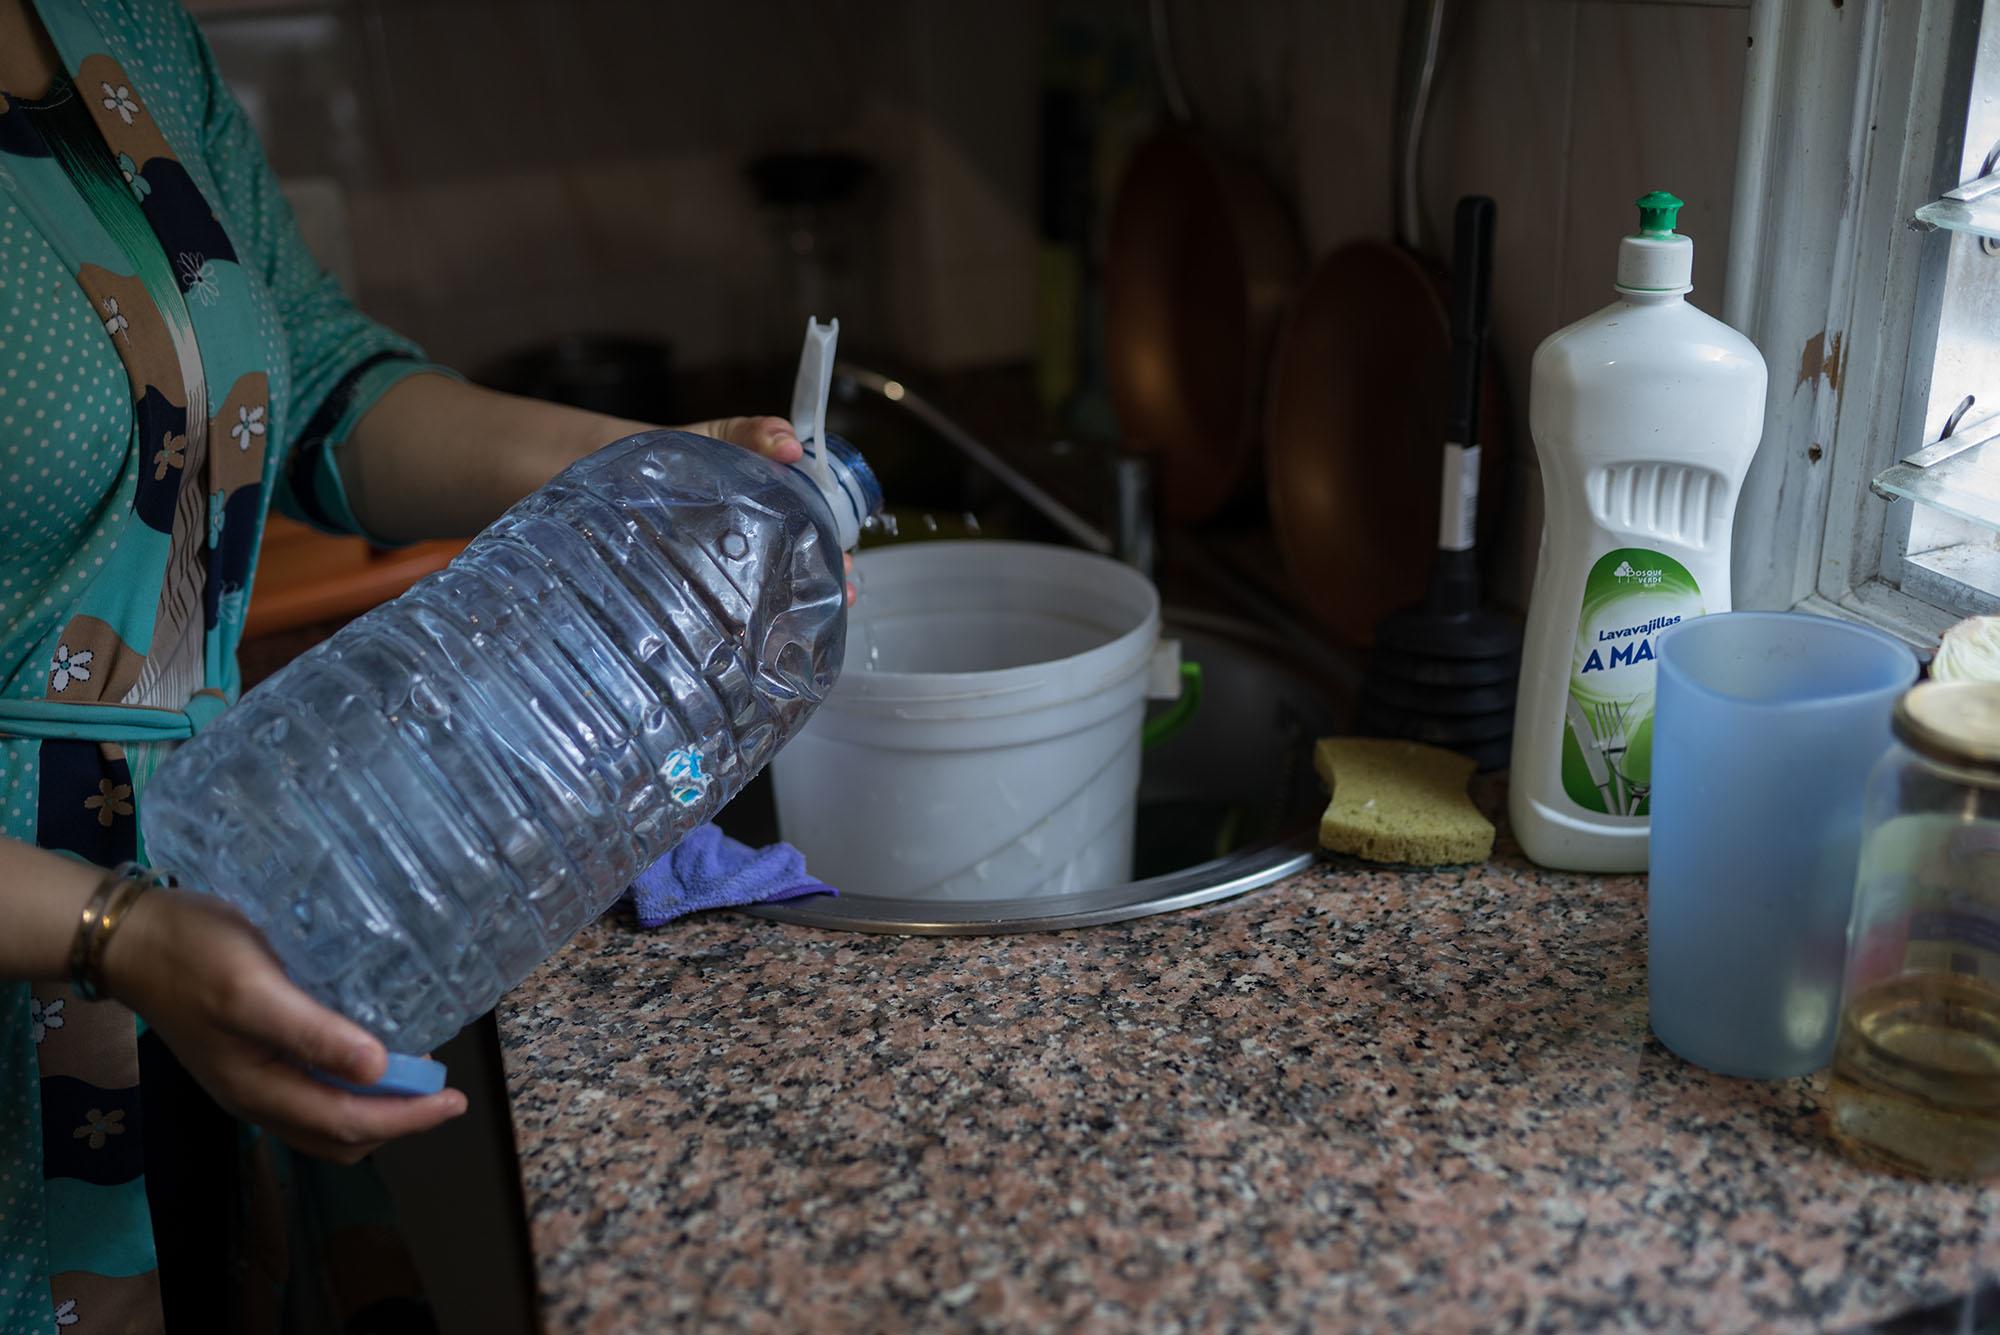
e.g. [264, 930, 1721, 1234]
[789, 317, 841, 502]
[308, 1051, 448, 1099]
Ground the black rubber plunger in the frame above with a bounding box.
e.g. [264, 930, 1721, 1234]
[1356, 196, 1523, 771]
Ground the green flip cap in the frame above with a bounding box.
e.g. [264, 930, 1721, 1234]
[1636, 190, 1684, 237]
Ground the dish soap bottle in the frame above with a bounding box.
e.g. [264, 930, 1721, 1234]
[1510, 192, 1768, 872]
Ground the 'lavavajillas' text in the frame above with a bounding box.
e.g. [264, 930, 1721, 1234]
[1582, 614, 1682, 674]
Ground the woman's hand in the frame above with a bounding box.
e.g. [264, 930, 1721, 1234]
[104, 887, 466, 1164]
[680, 415, 802, 464]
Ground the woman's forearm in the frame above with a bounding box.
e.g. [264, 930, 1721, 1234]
[336, 375, 805, 546]
[337, 374, 644, 545]
[0, 835, 103, 983]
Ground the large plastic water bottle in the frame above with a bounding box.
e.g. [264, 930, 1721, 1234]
[142, 426, 881, 1062]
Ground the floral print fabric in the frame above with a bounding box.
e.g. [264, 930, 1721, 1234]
[0, 1, 447, 1328]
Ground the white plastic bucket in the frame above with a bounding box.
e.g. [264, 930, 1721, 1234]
[772, 541, 1174, 901]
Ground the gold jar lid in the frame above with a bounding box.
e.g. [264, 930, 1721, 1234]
[1894, 680, 2000, 774]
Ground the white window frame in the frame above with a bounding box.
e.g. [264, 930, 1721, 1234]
[1728, 0, 1990, 650]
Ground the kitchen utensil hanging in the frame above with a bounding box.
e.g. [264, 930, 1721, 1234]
[1103, 0, 1305, 525]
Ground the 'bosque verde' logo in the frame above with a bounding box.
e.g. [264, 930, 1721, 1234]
[1611, 559, 1664, 586]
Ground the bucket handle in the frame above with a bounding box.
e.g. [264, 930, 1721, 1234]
[1143, 639, 1203, 749]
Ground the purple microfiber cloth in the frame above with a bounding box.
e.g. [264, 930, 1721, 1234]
[626, 823, 837, 927]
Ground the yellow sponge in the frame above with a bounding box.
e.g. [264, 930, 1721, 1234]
[1313, 737, 1494, 866]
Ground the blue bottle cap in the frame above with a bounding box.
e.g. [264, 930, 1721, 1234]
[825, 434, 885, 520]
[310, 1052, 449, 1098]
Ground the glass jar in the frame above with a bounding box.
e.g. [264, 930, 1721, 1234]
[1829, 681, 2000, 1179]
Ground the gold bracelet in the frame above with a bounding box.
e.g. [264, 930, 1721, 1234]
[67, 862, 170, 1002]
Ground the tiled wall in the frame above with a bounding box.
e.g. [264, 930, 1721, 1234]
[1159, 0, 1753, 598]
[199, 0, 1753, 600]
[196, 0, 1044, 379]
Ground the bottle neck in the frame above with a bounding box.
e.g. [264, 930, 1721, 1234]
[1611, 287, 1688, 306]
[797, 435, 883, 551]
[1615, 232, 1692, 295]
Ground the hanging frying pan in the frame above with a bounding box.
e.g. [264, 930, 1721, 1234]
[1104, 2, 1305, 525]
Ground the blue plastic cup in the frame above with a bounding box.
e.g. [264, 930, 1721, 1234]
[1648, 612, 1918, 1078]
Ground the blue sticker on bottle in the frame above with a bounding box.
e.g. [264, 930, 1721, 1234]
[664, 748, 709, 807]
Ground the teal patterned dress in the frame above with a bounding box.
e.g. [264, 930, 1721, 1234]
[0, 1, 449, 1329]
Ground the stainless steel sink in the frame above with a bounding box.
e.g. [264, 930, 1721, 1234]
[718, 367, 1342, 934]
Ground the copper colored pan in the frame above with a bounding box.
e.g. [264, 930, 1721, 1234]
[1105, 132, 1304, 524]
[1264, 245, 1506, 649]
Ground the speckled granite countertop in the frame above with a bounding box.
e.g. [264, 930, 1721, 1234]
[498, 838, 1997, 1333]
